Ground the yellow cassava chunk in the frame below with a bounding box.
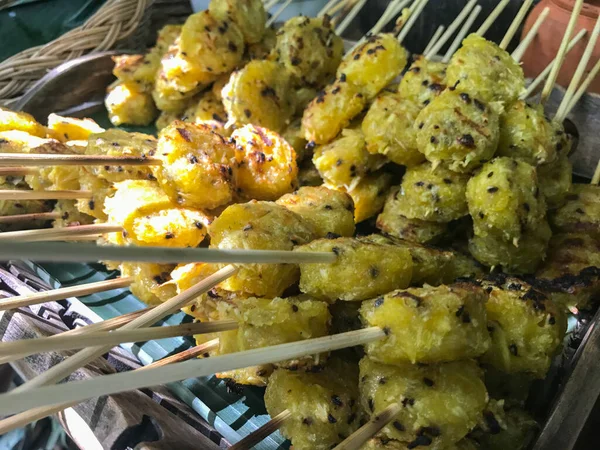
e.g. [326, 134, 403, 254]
[86, 129, 155, 182]
[415, 89, 500, 173]
[154, 121, 237, 210]
[467, 157, 546, 243]
[359, 357, 488, 447]
[394, 162, 469, 223]
[361, 283, 490, 364]
[247, 25, 277, 60]
[179, 10, 244, 74]
[232, 124, 298, 200]
[277, 186, 355, 238]
[183, 91, 227, 132]
[468, 223, 551, 274]
[47, 113, 104, 142]
[112, 54, 159, 92]
[0, 107, 46, 137]
[296, 237, 413, 302]
[377, 186, 448, 244]
[208, 0, 266, 44]
[497, 100, 557, 165]
[362, 92, 425, 166]
[447, 33, 525, 106]
[76, 167, 113, 221]
[265, 358, 360, 450]
[272, 16, 343, 87]
[105, 180, 209, 248]
[222, 60, 294, 132]
[302, 79, 367, 144]
[26, 165, 80, 192]
[210, 201, 316, 297]
[535, 233, 600, 310]
[343, 170, 394, 223]
[313, 128, 385, 191]
[481, 277, 567, 379]
[52, 200, 94, 228]
[537, 155, 572, 209]
[120, 262, 176, 305]
[550, 183, 600, 236]
[398, 56, 447, 107]
[337, 33, 408, 100]
[0, 182, 52, 230]
[105, 82, 157, 126]
[0, 130, 65, 154]
[155, 111, 180, 131]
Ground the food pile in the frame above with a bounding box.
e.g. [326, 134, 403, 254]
[0, 1, 598, 449]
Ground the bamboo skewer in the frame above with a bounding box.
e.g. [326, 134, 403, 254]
[541, 0, 585, 105]
[555, 15, 600, 121]
[264, 0, 279, 10]
[397, 0, 430, 44]
[499, 0, 534, 50]
[0, 327, 386, 416]
[0, 153, 161, 167]
[265, 0, 293, 26]
[0, 307, 153, 365]
[335, 0, 368, 35]
[476, 0, 510, 37]
[140, 338, 220, 371]
[0, 224, 122, 242]
[511, 6, 550, 62]
[0, 276, 134, 311]
[565, 58, 600, 117]
[424, 0, 477, 60]
[0, 241, 338, 264]
[0, 321, 237, 359]
[333, 403, 403, 450]
[230, 410, 292, 450]
[423, 25, 445, 55]
[522, 29, 587, 99]
[0, 189, 92, 200]
[328, 0, 353, 18]
[0, 212, 60, 224]
[318, 0, 344, 17]
[442, 4, 482, 63]
[0, 167, 38, 176]
[11, 265, 237, 393]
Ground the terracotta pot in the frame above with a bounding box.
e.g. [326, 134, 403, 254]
[520, 0, 600, 94]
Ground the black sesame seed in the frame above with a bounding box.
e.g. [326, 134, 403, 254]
[331, 395, 343, 407]
[189, 155, 198, 164]
[393, 421, 405, 431]
[302, 417, 313, 426]
[368, 398, 374, 411]
[292, 304, 299, 312]
[423, 377, 434, 387]
[370, 266, 380, 278]
[407, 436, 432, 449]
[460, 93, 471, 103]
[374, 297, 384, 307]
[430, 136, 438, 144]
[457, 134, 475, 148]
[509, 343, 518, 356]
[165, 232, 175, 239]
[487, 171, 494, 178]
[487, 187, 499, 193]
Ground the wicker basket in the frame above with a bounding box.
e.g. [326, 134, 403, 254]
[0, 0, 193, 108]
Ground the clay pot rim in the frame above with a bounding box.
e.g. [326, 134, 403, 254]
[551, 0, 600, 19]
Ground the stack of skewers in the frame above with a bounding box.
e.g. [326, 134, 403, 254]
[0, 0, 600, 448]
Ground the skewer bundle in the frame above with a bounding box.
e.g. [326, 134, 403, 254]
[1, 0, 600, 449]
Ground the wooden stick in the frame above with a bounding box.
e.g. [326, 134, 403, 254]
[0, 212, 60, 224]
[335, 0, 368, 35]
[0, 189, 92, 200]
[425, 0, 477, 60]
[397, 0, 429, 44]
[140, 338, 220, 371]
[476, 0, 510, 37]
[0, 241, 338, 264]
[58, 234, 102, 241]
[0, 327, 385, 416]
[564, 57, 600, 117]
[333, 403, 403, 450]
[442, 5, 482, 63]
[555, 15, 600, 121]
[522, 29, 587, 99]
[265, 0, 279, 10]
[591, 156, 600, 185]
[318, 0, 344, 17]
[0, 153, 161, 167]
[230, 410, 292, 450]
[0, 224, 122, 242]
[511, 6, 550, 62]
[541, 0, 585, 105]
[0, 331, 208, 434]
[0, 276, 133, 311]
[0, 321, 237, 359]
[0, 307, 153, 365]
[328, 0, 353, 18]
[499, 0, 534, 50]
[265, 0, 293, 26]
[0, 167, 38, 176]
[423, 25, 445, 56]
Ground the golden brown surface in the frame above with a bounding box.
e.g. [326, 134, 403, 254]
[120, 262, 176, 305]
[398, 56, 447, 107]
[208, 0, 266, 44]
